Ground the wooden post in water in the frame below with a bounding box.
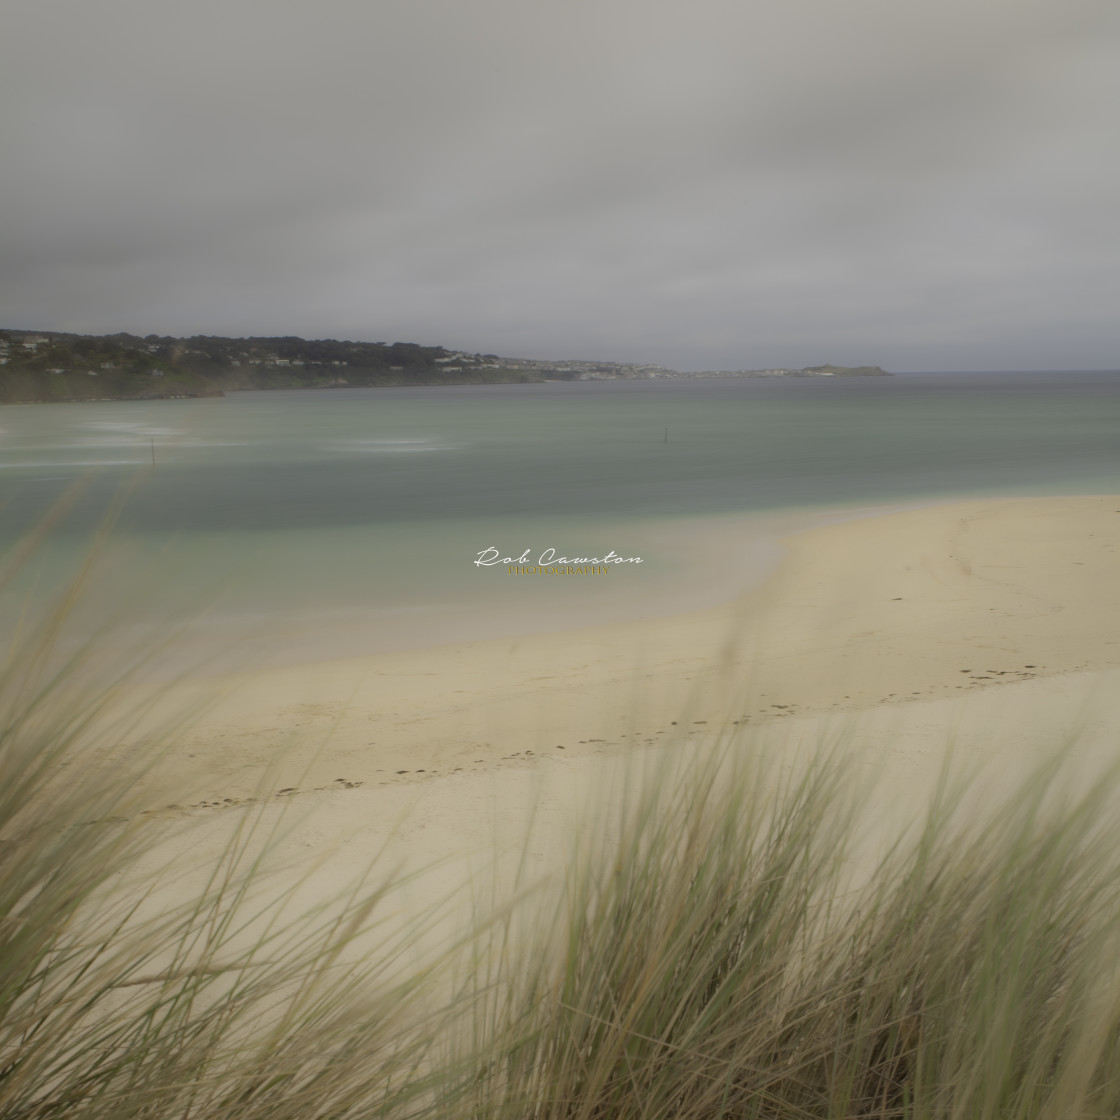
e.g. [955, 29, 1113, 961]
[151, 437, 156, 466]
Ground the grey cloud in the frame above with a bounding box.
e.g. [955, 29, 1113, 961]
[1, 0, 1117, 369]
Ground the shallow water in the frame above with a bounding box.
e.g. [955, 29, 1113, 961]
[2, 371, 1118, 669]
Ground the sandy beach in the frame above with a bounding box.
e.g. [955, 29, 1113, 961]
[80, 490, 1118, 926]
[11, 487, 1106, 1016]
[114, 493, 1120, 808]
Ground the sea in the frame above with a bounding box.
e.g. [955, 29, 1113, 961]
[2, 370, 1118, 675]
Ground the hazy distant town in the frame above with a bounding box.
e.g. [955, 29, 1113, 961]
[0, 328, 888, 404]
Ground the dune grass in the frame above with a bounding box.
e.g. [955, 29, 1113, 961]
[4, 556, 1120, 1117]
[466, 748, 1120, 1120]
[0, 521, 482, 1120]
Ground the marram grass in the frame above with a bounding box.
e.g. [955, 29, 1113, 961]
[467, 748, 1120, 1120]
[5, 609, 1120, 1117]
[0, 576, 479, 1120]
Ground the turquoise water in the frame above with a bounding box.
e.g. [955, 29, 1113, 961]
[2, 371, 1118, 666]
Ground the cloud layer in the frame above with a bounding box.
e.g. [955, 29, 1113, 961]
[2, 0, 1117, 370]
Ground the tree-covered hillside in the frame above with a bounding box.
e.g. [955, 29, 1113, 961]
[0, 331, 544, 403]
[0, 330, 890, 404]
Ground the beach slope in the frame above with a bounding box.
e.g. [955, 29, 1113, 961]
[110, 495, 1120, 814]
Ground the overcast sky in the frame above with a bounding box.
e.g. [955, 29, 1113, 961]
[2, 0, 1117, 371]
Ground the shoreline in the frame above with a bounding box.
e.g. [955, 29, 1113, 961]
[112, 493, 1120, 815]
[98, 491, 1120, 968]
[118, 497, 971, 681]
[101, 503, 856, 680]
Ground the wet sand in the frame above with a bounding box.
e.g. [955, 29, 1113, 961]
[112, 494, 1120, 808]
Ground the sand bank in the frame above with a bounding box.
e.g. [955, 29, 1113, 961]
[111, 494, 1120, 819]
[93, 493, 1120, 969]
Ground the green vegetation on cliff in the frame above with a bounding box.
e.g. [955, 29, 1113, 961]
[0, 331, 543, 403]
[0, 329, 891, 404]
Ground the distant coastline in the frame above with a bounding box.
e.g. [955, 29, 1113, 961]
[0, 328, 888, 404]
